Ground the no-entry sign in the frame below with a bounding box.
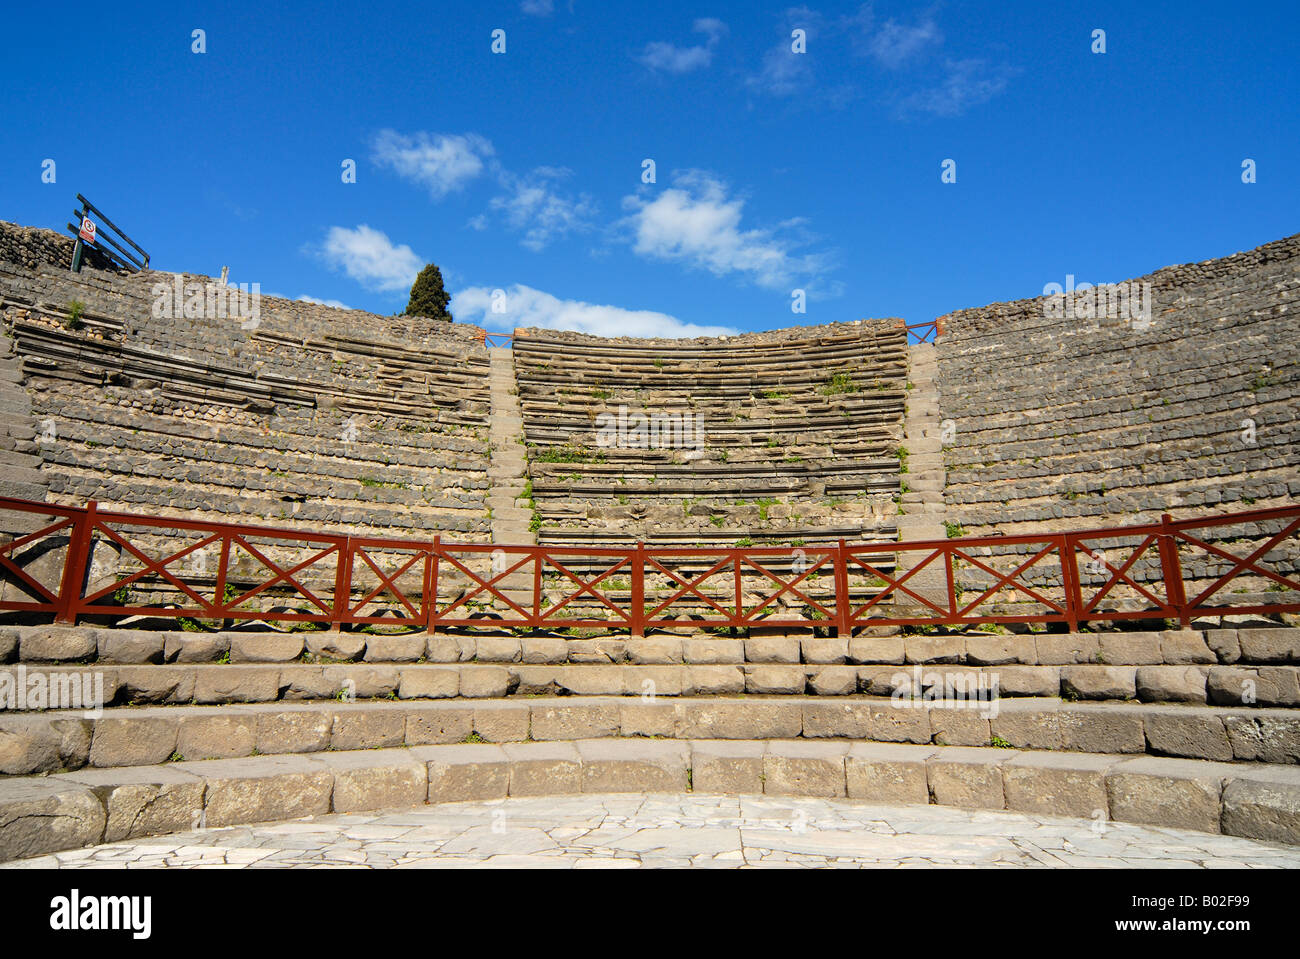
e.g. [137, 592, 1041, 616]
[78, 217, 96, 245]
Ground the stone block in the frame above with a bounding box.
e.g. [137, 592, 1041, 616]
[802, 701, 872, 739]
[558, 666, 625, 696]
[802, 638, 848, 664]
[807, 667, 858, 696]
[194, 667, 282, 704]
[989, 701, 1062, 750]
[404, 705, 473, 746]
[929, 708, 993, 747]
[317, 750, 428, 813]
[1060, 665, 1136, 701]
[426, 636, 475, 663]
[1223, 713, 1300, 764]
[927, 747, 1015, 809]
[682, 638, 743, 664]
[422, 744, 510, 803]
[230, 634, 304, 664]
[1002, 752, 1115, 819]
[763, 741, 848, 797]
[503, 742, 582, 796]
[90, 715, 179, 767]
[0, 715, 90, 775]
[1237, 628, 1300, 664]
[865, 700, 932, 744]
[61, 766, 204, 843]
[321, 665, 400, 700]
[990, 665, 1059, 697]
[1205, 629, 1241, 665]
[1105, 756, 1233, 833]
[690, 740, 765, 794]
[397, 668, 459, 700]
[576, 739, 690, 793]
[329, 707, 404, 751]
[176, 713, 257, 761]
[114, 666, 191, 705]
[1035, 634, 1100, 666]
[625, 638, 682, 664]
[904, 636, 964, 664]
[680, 701, 801, 740]
[965, 635, 1036, 666]
[845, 743, 936, 805]
[98, 630, 165, 664]
[565, 638, 625, 664]
[1221, 769, 1300, 845]
[1057, 706, 1146, 754]
[1098, 632, 1163, 666]
[472, 702, 530, 742]
[0, 778, 106, 863]
[256, 710, 332, 755]
[744, 636, 800, 664]
[1160, 630, 1216, 665]
[163, 632, 230, 663]
[624, 666, 684, 697]
[1135, 666, 1207, 703]
[474, 637, 522, 663]
[19, 626, 97, 663]
[177, 754, 332, 828]
[520, 638, 568, 664]
[1142, 711, 1234, 762]
[744, 665, 806, 695]
[363, 634, 427, 663]
[530, 702, 619, 741]
[305, 632, 366, 662]
[686, 665, 744, 695]
[847, 637, 904, 665]
[458, 665, 513, 698]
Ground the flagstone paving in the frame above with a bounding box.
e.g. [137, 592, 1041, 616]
[5, 795, 1300, 869]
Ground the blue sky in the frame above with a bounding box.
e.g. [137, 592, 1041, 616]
[1, 1, 1296, 337]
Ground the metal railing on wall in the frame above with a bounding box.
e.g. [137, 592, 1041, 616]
[0, 496, 1295, 636]
[66, 194, 150, 273]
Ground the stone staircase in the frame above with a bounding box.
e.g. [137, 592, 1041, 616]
[0, 328, 47, 536]
[2, 622, 1299, 862]
[487, 345, 535, 607]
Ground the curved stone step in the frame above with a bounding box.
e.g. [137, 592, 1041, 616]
[2, 737, 1297, 863]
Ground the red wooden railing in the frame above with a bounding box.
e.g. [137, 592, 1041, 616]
[0, 496, 1295, 635]
[900, 319, 943, 343]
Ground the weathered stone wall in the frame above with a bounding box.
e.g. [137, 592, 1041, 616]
[514, 320, 909, 552]
[0, 253, 495, 550]
[0, 220, 118, 272]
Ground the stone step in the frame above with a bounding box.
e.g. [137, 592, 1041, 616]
[2, 735, 1297, 863]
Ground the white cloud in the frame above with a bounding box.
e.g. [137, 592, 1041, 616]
[745, 8, 823, 96]
[898, 59, 1015, 117]
[868, 16, 942, 68]
[636, 18, 728, 74]
[371, 130, 494, 199]
[520, 0, 553, 14]
[451, 284, 737, 338]
[620, 171, 836, 293]
[489, 168, 598, 251]
[297, 294, 351, 310]
[315, 225, 423, 294]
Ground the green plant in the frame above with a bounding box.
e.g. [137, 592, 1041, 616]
[709, 514, 725, 527]
[944, 521, 966, 539]
[990, 736, 1012, 749]
[821, 371, 858, 395]
[404, 262, 453, 321]
[65, 300, 86, 330]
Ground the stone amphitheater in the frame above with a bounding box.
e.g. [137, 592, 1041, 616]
[0, 219, 1297, 867]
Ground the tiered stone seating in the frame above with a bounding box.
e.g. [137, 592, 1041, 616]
[935, 233, 1300, 602]
[2, 621, 1298, 861]
[0, 260, 493, 546]
[514, 322, 908, 548]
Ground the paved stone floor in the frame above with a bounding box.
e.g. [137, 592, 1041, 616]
[7, 795, 1300, 868]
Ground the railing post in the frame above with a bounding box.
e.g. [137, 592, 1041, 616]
[1157, 513, 1190, 627]
[834, 539, 851, 639]
[54, 500, 96, 624]
[331, 536, 353, 632]
[427, 535, 441, 633]
[630, 542, 645, 638]
[1059, 534, 1081, 633]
